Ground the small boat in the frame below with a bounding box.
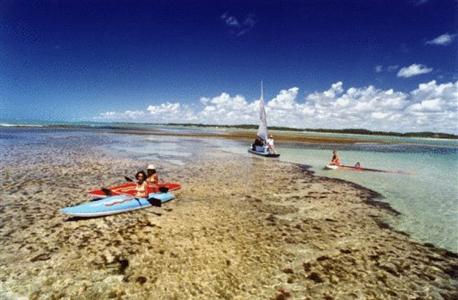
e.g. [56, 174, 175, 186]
[248, 82, 280, 158]
[324, 164, 388, 173]
[89, 182, 181, 198]
[324, 164, 339, 170]
[61, 192, 175, 217]
[248, 148, 280, 157]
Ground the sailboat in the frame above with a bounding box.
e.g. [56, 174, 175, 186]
[248, 82, 280, 157]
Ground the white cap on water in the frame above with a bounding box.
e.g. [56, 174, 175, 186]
[147, 164, 156, 170]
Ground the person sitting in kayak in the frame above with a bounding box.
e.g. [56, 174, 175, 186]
[354, 162, 361, 169]
[146, 164, 159, 185]
[330, 150, 341, 166]
[135, 170, 149, 198]
[266, 134, 277, 154]
[146, 164, 160, 192]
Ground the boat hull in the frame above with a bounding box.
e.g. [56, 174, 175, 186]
[248, 149, 280, 157]
[324, 164, 388, 173]
[89, 182, 181, 198]
[61, 192, 175, 217]
[324, 164, 339, 170]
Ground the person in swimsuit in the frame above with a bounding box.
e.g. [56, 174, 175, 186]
[146, 164, 160, 191]
[135, 170, 148, 198]
[266, 134, 277, 154]
[330, 150, 341, 166]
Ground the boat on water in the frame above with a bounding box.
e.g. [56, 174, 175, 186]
[248, 148, 280, 157]
[324, 164, 389, 173]
[248, 82, 280, 158]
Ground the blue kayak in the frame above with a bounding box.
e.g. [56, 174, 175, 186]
[61, 192, 175, 217]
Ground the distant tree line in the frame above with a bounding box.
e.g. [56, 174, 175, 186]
[164, 123, 458, 139]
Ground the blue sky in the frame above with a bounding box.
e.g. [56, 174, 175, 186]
[0, 0, 457, 132]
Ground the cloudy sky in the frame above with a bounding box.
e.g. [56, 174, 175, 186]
[1, 0, 457, 133]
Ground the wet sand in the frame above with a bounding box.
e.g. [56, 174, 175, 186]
[0, 133, 457, 299]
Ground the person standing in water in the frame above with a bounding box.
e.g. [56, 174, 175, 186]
[266, 134, 277, 154]
[330, 150, 341, 166]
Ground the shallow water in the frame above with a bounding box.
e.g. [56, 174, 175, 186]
[102, 135, 222, 166]
[1, 127, 457, 252]
[101, 129, 458, 251]
[221, 140, 458, 252]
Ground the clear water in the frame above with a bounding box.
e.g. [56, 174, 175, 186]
[104, 136, 200, 166]
[1, 126, 457, 252]
[220, 140, 458, 252]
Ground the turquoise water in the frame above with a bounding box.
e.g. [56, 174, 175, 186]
[220, 140, 458, 252]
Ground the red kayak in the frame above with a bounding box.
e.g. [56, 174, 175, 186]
[89, 182, 182, 198]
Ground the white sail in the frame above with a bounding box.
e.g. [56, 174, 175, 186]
[256, 81, 268, 141]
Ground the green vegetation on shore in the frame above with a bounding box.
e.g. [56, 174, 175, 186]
[164, 123, 458, 139]
[3, 121, 456, 139]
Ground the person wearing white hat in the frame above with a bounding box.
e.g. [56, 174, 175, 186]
[266, 134, 277, 154]
[146, 164, 159, 189]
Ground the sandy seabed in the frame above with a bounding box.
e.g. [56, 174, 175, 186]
[0, 132, 457, 299]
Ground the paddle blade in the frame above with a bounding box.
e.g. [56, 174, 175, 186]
[124, 176, 134, 182]
[101, 188, 113, 196]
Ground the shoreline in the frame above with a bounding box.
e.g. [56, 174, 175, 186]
[305, 163, 458, 256]
[292, 161, 457, 250]
[0, 131, 457, 298]
[6, 125, 458, 147]
[1, 122, 457, 140]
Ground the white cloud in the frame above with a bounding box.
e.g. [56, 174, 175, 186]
[426, 33, 456, 46]
[221, 13, 239, 27]
[100, 111, 116, 117]
[97, 103, 196, 123]
[147, 102, 181, 115]
[407, 98, 443, 112]
[408, 80, 458, 112]
[221, 13, 257, 37]
[97, 110, 145, 120]
[268, 87, 299, 110]
[199, 93, 258, 124]
[397, 64, 433, 78]
[147, 102, 198, 123]
[96, 80, 458, 133]
[403, 81, 458, 132]
[375, 65, 399, 74]
[301, 83, 410, 130]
